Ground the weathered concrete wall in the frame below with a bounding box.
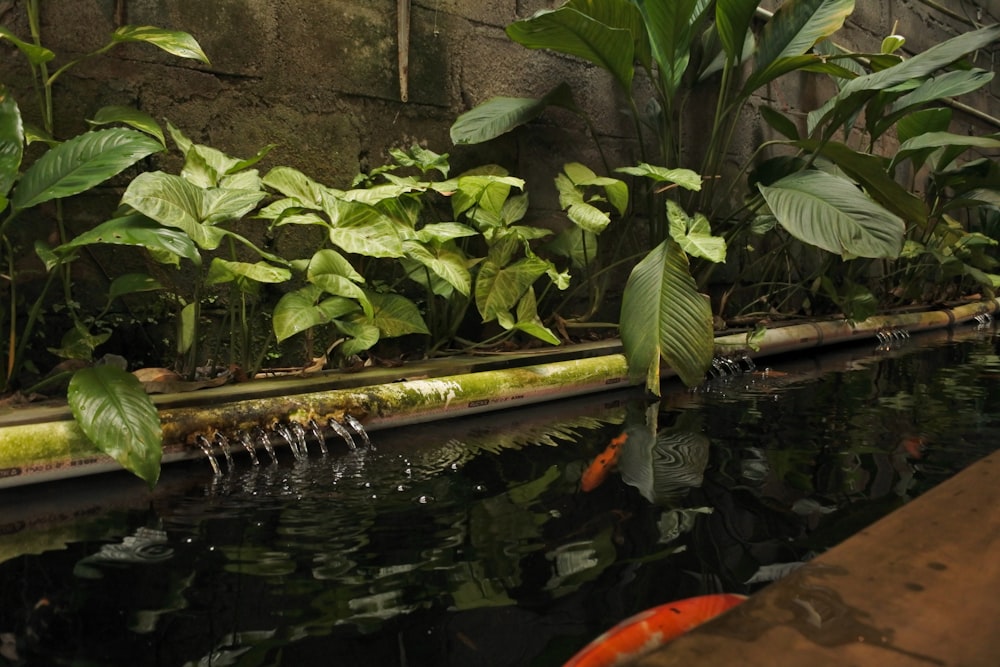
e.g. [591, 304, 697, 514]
[1, 0, 997, 211]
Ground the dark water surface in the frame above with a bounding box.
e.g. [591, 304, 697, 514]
[1, 328, 998, 666]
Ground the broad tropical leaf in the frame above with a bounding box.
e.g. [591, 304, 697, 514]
[758, 171, 905, 258]
[506, 2, 638, 92]
[475, 255, 550, 323]
[616, 163, 702, 191]
[121, 172, 227, 250]
[68, 365, 163, 487]
[631, 0, 702, 96]
[324, 197, 405, 257]
[107, 273, 163, 302]
[272, 286, 359, 342]
[0, 26, 55, 65]
[808, 23, 1000, 134]
[791, 139, 928, 224]
[666, 201, 726, 263]
[745, 0, 855, 93]
[56, 214, 201, 265]
[891, 132, 1000, 171]
[334, 319, 380, 357]
[451, 83, 577, 145]
[403, 240, 472, 296]
[12, 128, 163, 210]
[716, 0, 760, 61]
[365, 292, 430, 337]
[0, 86, 24, 198]
[112, 25, 210, 64]
[620, 239, 714, 391]
[88, 105, 165, 145]
[205, 258, 291, 285]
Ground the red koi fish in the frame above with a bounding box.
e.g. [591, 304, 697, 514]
[900, 434, 927, 459]
[563, 593, 747, 667]
[581, 433, 627, 492]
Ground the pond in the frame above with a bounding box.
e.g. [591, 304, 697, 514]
[1, 327, 998, 666]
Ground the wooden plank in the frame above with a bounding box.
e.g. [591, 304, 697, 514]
[633, 450, 1000, 667]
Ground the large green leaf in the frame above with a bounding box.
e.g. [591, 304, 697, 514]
[745, 0, 855, 93]
[716, 0, 759, 61]
[758, 171, 904, 258]
[205, 258, 291, 286]
[666, 200, 726, 263]
[263, 165, 329, 207]
[631, 0, 702, 96]
[0, 86, 24, 199]
[791, 139, 928, 224]
[334, 319, 380, 357]
[323, 197, 405, 257]
[272, 285, 359, 342]
[67, 365, 163, 487]
[891, 132, 1000, 171]
[616, 163, 702, 191]
[0, 26, 55, 65]
[509, 287, 560, 345]
[506, 2, 638, 92]
[121, 172, 227, 250]
[808, 23, 1000, 134]
[12, 128, 163, 211]
[111, 25, 210, 64]
[56, 214, 201, 265]
[450, 83, 577, 145]
[403, 240, 472, 296]
[620, 239, 714, 391]
[475, 255, 550, 323]
[364, 291, 430, 337]
[88, 105, 166, 146]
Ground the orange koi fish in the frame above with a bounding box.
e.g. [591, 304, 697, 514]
[563, 593, 747, 667]
[581, 432, 627, 492]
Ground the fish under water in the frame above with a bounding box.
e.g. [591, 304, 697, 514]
[580, 432, 628, 492]
[562, 593, 747, 667]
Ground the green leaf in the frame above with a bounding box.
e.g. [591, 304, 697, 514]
[88, 106, 165, 145]
[0, 26, 55, 65]
[892, 132, 1000, 171]
[12, 128, 163, 211]
[545, 226, 598, 270]
[334, 319, 380, 357]
[403, 240, 472, 296]
[107, 273, 163, 302]
[632, 0, 702, 96]
[760, 105, 800, 140]
[453, 173, 524, 219]
[205, 258, 291, 286]
[49, 321, 111, 361]
[68, 365, 163, 488]
[745, 0, 856, 93]
[475, 255, 550, 323]
[506, 3, 638, 92]
[808, 23, 1000, 134]
[791, 139, 929, 224]
[112, 25, 210, 64]
[0, 86, 24, 198]
[666, 200, 726, 263]
[56, 214, 201, 266]
[324, 197, 405, 257]
[616, 163, 702, 191]
[620, 239, 714, 391]
[450, 83, 577, 145]
[178, 302, 197, 354]
[415, 222, 478, 243]
[308, 248, 365, 284]
[263, 165, 330, 207]
[511, 288, 560, 345]
[555, 172, 611, 234]
[121, 172, 227, 250]
[758, 171, 905, 258]
[365, 291, 430, 337]
[272, 286, 359, 342]
[717, 0, 759, 62]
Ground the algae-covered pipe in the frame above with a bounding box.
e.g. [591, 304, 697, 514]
[1, 299, 997, 488]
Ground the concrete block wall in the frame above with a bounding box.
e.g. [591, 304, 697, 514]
[1, 0, 996, 206]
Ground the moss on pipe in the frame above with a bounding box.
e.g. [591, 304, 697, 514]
[2, 299, 998, 488]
